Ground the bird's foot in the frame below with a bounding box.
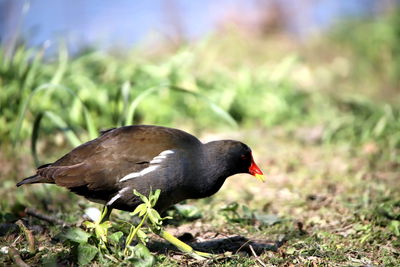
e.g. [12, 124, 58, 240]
[159, 230, 213, 260]
[188, 250, 213, 261]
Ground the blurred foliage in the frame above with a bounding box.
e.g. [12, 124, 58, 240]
[1, 30, 400, 160]
[306, 9, 400, 100]
[1, 11, 400, 158]
[332, 9, 400, 92]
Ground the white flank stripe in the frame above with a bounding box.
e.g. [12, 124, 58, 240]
[140, 165, 159, 175]
[119, 165, 160, 182]
[150, 158, 163, 164]
[120, 172, 141, 181]
[119, 187, 130, 194]
[160, 150, 174, 156]
[119, 149, 174, 182]
[107, 188, 129, 206]
[107, 194, 121, 206]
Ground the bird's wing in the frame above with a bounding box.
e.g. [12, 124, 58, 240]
[36, 125, 198, 191]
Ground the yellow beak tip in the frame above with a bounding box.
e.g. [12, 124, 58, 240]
[255, 174, 266, 182]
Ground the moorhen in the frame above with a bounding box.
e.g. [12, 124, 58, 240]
[17, 125, 264, 258]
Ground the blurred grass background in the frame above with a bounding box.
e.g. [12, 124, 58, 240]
[2, 11, 400, 158]
[1, 1, 400, 266]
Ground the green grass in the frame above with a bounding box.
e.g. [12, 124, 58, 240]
[2, 38, 400, 151]
[1, 11, 400, 266]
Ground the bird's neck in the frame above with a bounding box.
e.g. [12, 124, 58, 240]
[188, 142, 234, 199]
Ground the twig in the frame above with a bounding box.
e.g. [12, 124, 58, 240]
[12, 235, 22, 246]
[249, 244, 266, 267]
[235, 239, 251, 254]
[15, 220, 35, 254]
[8, 246, 30, 267]
[25, 208, 71, 227]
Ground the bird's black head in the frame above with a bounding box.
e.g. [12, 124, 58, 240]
[204, 140, 265, 181]
[186, 140, 265, 200]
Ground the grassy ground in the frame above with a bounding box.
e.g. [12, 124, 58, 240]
[1, 128, 399, 266]
[1, 11, 400, 266]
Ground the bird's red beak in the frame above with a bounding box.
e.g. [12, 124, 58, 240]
[249, 156, 265, 182]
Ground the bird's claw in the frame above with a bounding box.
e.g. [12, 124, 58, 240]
[188, 250, 213, 260]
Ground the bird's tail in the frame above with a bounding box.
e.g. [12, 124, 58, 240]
[16, 175, 47, 187]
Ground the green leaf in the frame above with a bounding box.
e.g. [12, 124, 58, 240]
[133, 189, 141, 197]
[220, 202, 239, 212]
[389, 220, 400, 237]
[13, 83, 82, 145]
[174, 204, 202, 220]
[46, 111, 81, 146]
[171, 86, 238, 128]
[285, 247, 296, 255]
[108, 231, 123, 245]
[136, 229, 148, 244]
[147, 208, 162, 226]
[127, 243, 155, 267]
[269, 54, 298, 82]
[125, 85, 167, 126]
[82, 221, 96, 229]
[95, 221, 112, 242]
[373, 116, 387, 137]
[100, 221, 112, 229]
[132, 204, 147, 217]
[149, 189, 161, 207]
[31, 108, 81, 166]
[254, 213, 282, 226]
[50, 42, 68, 85]
[62, 228, 92, 244]
[139, 208, 147, 217]
[133, 190, 149, 204]
[31, 112, 44, 166]
[120, 81, 131, 125]
[77, 243, 98, 265]
[83, 108, 98, 140]
[95, 226, 106, 239]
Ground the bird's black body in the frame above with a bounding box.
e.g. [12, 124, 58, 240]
[17, 125, 258, 213]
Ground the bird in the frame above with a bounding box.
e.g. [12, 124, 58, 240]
[17, 125, 265, 258]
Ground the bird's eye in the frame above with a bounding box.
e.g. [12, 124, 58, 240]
[241, 154, 248, 160]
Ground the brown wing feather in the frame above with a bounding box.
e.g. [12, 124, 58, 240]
[37, 162, 88, 187]
[34, 125, 200, 191]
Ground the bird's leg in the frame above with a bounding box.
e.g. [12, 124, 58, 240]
[158, 229, 212, 260]
[100, 206, 113, 223]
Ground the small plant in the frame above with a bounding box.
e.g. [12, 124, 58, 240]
[61, 190, 166, 265]
[59, 188, 209, 265]
[82, 207, 113, 250]
[124, 189, 171, 255]
[61, 227, 100, 265]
